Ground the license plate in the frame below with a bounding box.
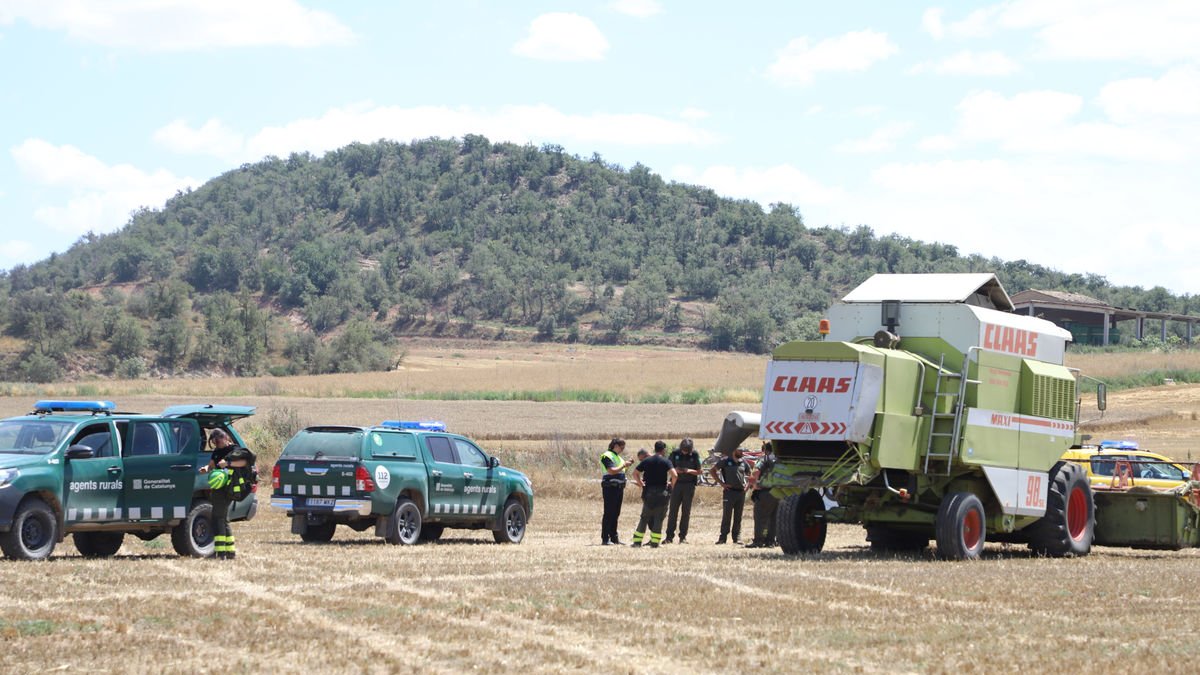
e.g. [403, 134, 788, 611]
[307, 498, 336, 507]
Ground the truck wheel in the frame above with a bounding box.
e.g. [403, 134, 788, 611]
[0, 497, 58, 561]
[493, 499, 527, 544]
[419, 524, 445, 542]
[384, 497, 422, 545]
[171, 500, 215, 558]
[300, 521, 336, 543]
[935, 492, 986, 560]
[777, 490, 826, 554]
[866, 525, 929, 553]
[73, 532, 125, 558]
[1027, 461, 1094, 557]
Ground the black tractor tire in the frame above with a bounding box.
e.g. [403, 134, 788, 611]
[0, 497, 58, 561]
[419, 524, 445, 542]
[384, 497, 422, 545]
[777, 489, 827, 555]
[935, 492, 986, 560]
[300, 520, 337, 543]
[171, 500, 215, 558]
[1027, 461, 1094, 557]
[73, 531, 125, 558]
[493, 499, 528, 544]
[866, 525, 929, 553]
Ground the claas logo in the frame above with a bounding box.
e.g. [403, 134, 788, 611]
[772, 376, 852, 394]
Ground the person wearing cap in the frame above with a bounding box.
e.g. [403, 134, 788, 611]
[599, 438, 633, 545]
[747, 441, 779, 548]
[630, 441, 677, 548]
[664, 437, 701, 544]
[710, 446, 751, 544]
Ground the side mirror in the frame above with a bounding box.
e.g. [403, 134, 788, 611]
[1096, 383, 1107, 412]
[488, 456, 501, 468]
[66, 445, 95, 460]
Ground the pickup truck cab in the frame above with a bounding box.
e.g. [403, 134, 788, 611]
[0, 400, 257, 560]
[270, 421, 533, 545]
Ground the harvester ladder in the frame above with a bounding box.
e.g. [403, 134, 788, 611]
[923, 354, 962, 475]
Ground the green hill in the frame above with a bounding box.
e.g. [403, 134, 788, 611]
[0, 136, 1190, 382]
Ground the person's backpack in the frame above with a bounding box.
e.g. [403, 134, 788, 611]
[224, 447, 258, 502]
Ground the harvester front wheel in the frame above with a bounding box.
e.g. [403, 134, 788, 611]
[1027, 461, 1094, 557]
[777, 490, 826, 555]
[935, 492, 986, 560]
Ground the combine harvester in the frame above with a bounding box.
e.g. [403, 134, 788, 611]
[720, 272, 1200, 559]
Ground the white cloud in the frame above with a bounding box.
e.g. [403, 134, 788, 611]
[234, 103, 715, 161]
[0, 0, 354, 51]
[512, 13, 609, 62]
[941, 1, 1200, 65]
[922, 8, 944, 39]
[836, 122, 913, 154]
[680, 107, 710, 121]
[766, 30, 898, 86]
[153, 118, 244, 159]
[10, 139, 196, 237]
[910, 50, 1019, 76]
[610, 0, 662, 18]
[1097, 67, 1200, 124]
[670, 164, 846, 208]
[0, 240, 35, 269]
[853, 157, 1200, 293]
[930, 89, 1188, 162]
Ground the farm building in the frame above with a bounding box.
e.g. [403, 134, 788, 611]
[1010, 289, 1197, 347]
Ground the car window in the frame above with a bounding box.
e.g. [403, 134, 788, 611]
[0, 421, 73, 454]
[425, 436, 457, 464]
[1090, 456, 1124, 477]
[70, 424, 114, 458]
[454, 439, 489, 468]
[371, 431, 418, 458]
[281, 428, 363, 459]
[125, 422, 185, 456]
[1143, 460, 1187, 481]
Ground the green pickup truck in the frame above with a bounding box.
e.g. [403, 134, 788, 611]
[270, 421, 533, 545]
[0, 400, 257, 560]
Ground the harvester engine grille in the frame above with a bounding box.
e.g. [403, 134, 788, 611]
[1030, 374, 1075, 420]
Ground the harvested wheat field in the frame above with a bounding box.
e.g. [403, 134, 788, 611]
[4, 353, 1200, 673]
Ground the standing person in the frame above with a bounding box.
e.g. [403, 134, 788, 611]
[664, 437, 701, 544]
[630, 441, 677, 548]
[599, 438, 633, 545]
[199, 429, 252, 560]
[710, 447, 750, 544]
[747, 442, 779, 549]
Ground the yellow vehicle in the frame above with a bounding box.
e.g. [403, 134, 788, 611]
[1061, 441, 1194, 490]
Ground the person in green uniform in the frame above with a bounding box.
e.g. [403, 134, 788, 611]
[747, 441, 778, 548]
[664, 437, 701, 544]
[710, 447, 750, 544]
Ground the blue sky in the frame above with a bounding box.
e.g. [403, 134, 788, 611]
[2, 1, 1198, 293]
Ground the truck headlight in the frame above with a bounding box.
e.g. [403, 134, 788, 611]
[0, 468, 17, 489]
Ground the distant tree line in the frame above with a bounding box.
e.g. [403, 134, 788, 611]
[0, 136, 1192, 382]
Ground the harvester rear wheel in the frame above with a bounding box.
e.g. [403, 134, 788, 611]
[1027, 461, 1094, 557]
[866, 525, 929, 553]
[777, 490, 826, 555]
[935, 492, 986, 560]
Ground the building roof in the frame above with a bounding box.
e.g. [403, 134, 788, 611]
[1010, 289, 1113, 309]
[841, 273, 1013, 311]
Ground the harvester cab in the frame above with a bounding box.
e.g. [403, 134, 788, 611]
[763, 273, 1100, 560]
